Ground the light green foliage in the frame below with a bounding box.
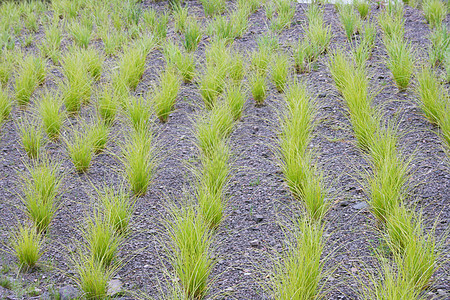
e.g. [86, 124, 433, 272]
[237, 0, 261, 13]
[184, 18, 202, 52]
[270, 0, 295, 32]
[20, 159, 61, 233]
[122, 129, 156, 196]
[39, 25, 62, 63]
[17, 116, 44, 159]
[154, 66, 181, 123]
[423, 0, 447, 28]
[328, 49, 377, 149]
[99, 26, 127, 56]
[164, 42, 196, 83]
[199, 64, 227, 109]
[117, 44, 147, 90]
[125, 96, 152, 132]
[278, 80, 328, 220]
[147, 12, 169, 41]
[37, 90, 65, 141]
[61, 50, 93, 113]
[338, 4, 360, 40]
[195, 101, 234, 157]
[75, 257, 112, 300]
[293, 39, 313, 73]
[0, 50, 15, 86]
[98, 186, 134, 235]
[354, 22, 377, 67]
[360, 256, 422, 300]
[416, 66, 450, 147]
[199, 0, 226, 16]
[429, 25, 449, 66]
[271, 52, 290, 93]
[80, 48, 104, 81]
[11, 224, 43, 268]
[88, 120, 109, 154]
[65, 123, 93, 173]
[384, 36, 414, 90]
[228, 50, 245, 83]
[197, 143, 230, 228]
[85, 211, 122, 267]
[173, 5, 189, 33]
[68, 19, 92, 48]
[250, 73, 267, 105]
[305, 5, 332, 59]
[15, 55, 45, 106]
[271, 219, 324, 299]
[354, 0, 370, 19]
[97, 85, 118, 126]
[367, 125, 409, 223]
[167, 205, 214, 299]
[224, 84, 246, 121]
[378, 9, 404, 40]
[0, 87, 12, 123]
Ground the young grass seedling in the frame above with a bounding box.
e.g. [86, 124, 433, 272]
[64, 123, 94, 173]
[97, 185, 134, 235]
[166, 205, 215, 298]
[88, 120, 109, 154]
[20, 158, 61, 233]
[37, 90, 65, 141]
[224, 83, 246, 121]
[384, 36, 414, 90]
[11, 224, 43, 269]
[271, 52, 290, 93]
[17, 115, 44, 159]
[96, 85, 118, 126]
[270, 218, 326, 299]
[422, 0, 447, 28]
[121, 129, 156, 196]
[184, 18, 202, 52]
[250, 73, 267, 106]
[195, 101, 234, 157]
[124, 96, 153, 132]
[0, 87, 12, 124]
[153, 66, 181, 123]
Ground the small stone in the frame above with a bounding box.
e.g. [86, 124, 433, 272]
[143, 264, 150, 268]
[250, 239, 260, 247]
[59, 285, 79, 300]
[107, 279, 122, 296]
[340, 201, 349, 207]
[352, 202, 368, 210]
[224, 287, 235, 292]
[351, 267, 358, 273]
[437, 289, 447, 296]
[254, 214, 264, 223]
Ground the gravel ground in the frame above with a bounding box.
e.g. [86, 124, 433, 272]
[0, 1, 448, 299]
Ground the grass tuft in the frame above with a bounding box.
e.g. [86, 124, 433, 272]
[153, 65, 181, 123]
[20, 158, 61, 233]
[166, 205, 215, 299]
[11, 224, 43, 269]
[121, 129, 156, 196]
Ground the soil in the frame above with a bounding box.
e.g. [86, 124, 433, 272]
[0, 1, 448, 299]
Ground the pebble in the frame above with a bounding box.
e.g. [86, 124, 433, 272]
[107, 279, 122, 296]
[352, 202, 368, 210]
[250, 239, 260, 247]
[254, 214, 264, 223]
